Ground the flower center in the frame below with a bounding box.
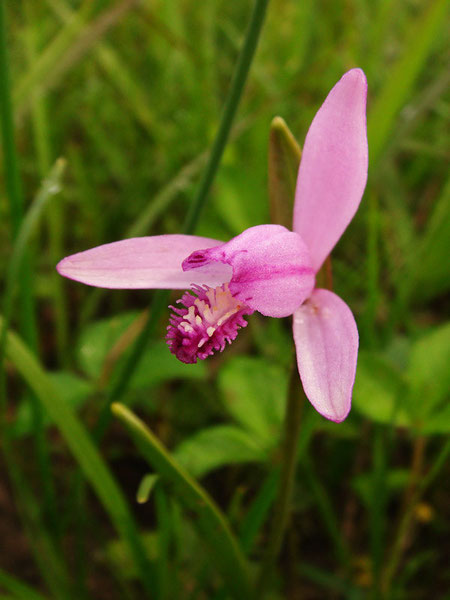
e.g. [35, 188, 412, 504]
[166, 283, 253, 364]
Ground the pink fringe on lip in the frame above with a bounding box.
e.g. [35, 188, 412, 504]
[166, 283, 253, 364]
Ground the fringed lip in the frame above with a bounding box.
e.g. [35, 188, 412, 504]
[166, 284, 254, 364]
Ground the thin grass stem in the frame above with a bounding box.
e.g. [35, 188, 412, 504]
[92, 0, 271, 438]
[256, 361, 305, 597]
[183, 0, 270, 233]
[68, 4, 271, 590]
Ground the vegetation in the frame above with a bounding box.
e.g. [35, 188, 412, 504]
[0, 0, 448, 598]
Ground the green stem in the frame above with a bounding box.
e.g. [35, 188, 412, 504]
[69, 5, 271, 588]
[369, 427, 387, 598]
[184, 0, 269, 233]
[256, 361, 305, 597]
[92, 0, 271, 438]
[362, 191, 380, 348]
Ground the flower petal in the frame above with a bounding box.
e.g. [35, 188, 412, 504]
[56, 235, 232, 289]
[293, 69, 368, 272]
[182, 224, 315, 318]
[293, 288, 358, 422]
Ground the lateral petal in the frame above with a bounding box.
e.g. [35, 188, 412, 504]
[293, 69, 368, 272]
[56, 235, 231, 289]
[293, 288, 358, 422]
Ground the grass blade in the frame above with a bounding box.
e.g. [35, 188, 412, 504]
[24, 1, 69, 367]
[90, 0, 271, 440]
[2, 322, 157, 597]
[184, 0, 270, 232]
[13, 1, 95, 119]
[112, 403, 252, 600]
[0, 137, 65, 548]
[239, 469, 279, 554]
[47, 0, 158, 136]
[368, 0, 448, 165]
[15, 0, 140, 123]
[0, 569, 49, 600]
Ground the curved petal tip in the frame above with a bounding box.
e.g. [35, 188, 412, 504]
[342, 67, 367, 87]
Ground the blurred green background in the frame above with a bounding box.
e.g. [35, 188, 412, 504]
[0, 0, 449, 599]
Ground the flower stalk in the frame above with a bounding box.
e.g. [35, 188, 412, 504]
[256, 360, 306, 597]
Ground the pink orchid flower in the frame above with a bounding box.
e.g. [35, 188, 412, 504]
[57, 69, 368, 422]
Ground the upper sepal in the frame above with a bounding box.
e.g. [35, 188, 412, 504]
[293, 69, 368, 272]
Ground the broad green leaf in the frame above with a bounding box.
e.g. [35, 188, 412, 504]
[77, 312, 206, 386]
[268, 116, 301, 229]
[129, 340, 206, 389]
[384, 336, 411, 372]
[218, 356, 287, 445]
[11, 371, 92, 437]
[112, 403, 252, 600]
[352, 469, 410, 508]
[77, 311, 139, 378]
[174, 425, 266, 478]
[408, 322, 450, 414]
[353, 352, 412, 427]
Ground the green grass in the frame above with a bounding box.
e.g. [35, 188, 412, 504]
[1, 1, 448, 599]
